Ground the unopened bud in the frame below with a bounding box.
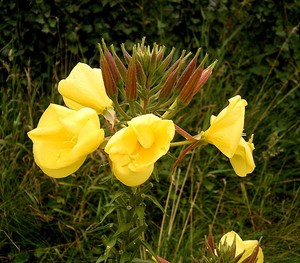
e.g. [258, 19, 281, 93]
[121, 43, 132, 65]
[156, 46, 165, 65]
[192, 60, 216, 96]
[192, 68, 212, 95]
[178, 64, 203, 105]
[207, 227, 215, 253]
[136, 59, 146, 86]
[111, 45, 127, 81]
[149, 43, 158, 73]
[101, 40, 123, 88]
[159, 69, 179, 99]
[155, 47, 176, 76]
[155, 50, 187, 86]
[125, 48, 137, 100]
[175, 48, 201, 91]
[99, 45, 117, 96]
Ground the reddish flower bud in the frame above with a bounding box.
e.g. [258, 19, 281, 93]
[156, 46, 165, 65]
[207, 231, 215, 253]
[178, 64, 203, 105]
[125, 49, 137, 100]
[111, 45, 127, 82]
[99, 45, 117, 96]
[103, 48, 123, 88]
[192, 60, 216, 96]
[121, 43, 132, 65]
[159, 69, 179, 99]
[136, 59, 146, 86]
[155, 47, 176, 76]
[192, 68, 212, 95]
[157, 256, 171, 263]
[175, 48, 201, 91]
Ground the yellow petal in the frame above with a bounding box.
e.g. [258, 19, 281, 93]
[230, 135, 255, 177]
[239, 240, 258, 261]
[220, 231, 245, 256]
[112, 161, 154, 187]
[105, 114, 175, 186]
[203, 95, 247, 158]
[105, 127, 138, 157]
[28, 104, 104, 178]
[58, 62, 113, 114]
[219, 231, 263, 263]
[32, 143, 86, 178]
[257, 247, 264, 263]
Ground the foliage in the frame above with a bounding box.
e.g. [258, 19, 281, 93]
[0, 0, 299, 262]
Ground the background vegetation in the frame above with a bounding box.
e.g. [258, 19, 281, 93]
[1, 0, 299, 262]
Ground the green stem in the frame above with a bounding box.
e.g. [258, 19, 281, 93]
[129, 100, 137, 117]
[112, 97, 131, 120]
[170, 140, 196, 147]
[161, 98, 179, 119]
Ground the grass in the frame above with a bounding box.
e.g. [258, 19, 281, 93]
[1, 29, 299, 263]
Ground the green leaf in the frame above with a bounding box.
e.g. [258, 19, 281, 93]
[113, 222, 133, 237]
[145, 195, 164, 213]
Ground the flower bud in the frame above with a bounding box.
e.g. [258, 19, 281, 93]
[192, 68, 212, 96]
[136, 59, 147, 86]
[155, 47, 176, 76]
[148, 43, 160, 75]
[101, 40, 123, 89]
[100, 51, 118, 97]
[121, 43, 132, 65]
[178, 64, 203, 105]
[159, 68, 179, 99]
[125, 48, 137, 100]
[152, 50, 187, 90]
[110, 45, 127, 81]
[175, 48, 201, 92]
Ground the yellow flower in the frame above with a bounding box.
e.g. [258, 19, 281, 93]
[230, 135, 255, 177]
[27, 104, 104, 178]
[58, 62, 113, 115]
[105, 114, 175, 186]
[201, 95, 247, 158]
[220, 231, 264, 263]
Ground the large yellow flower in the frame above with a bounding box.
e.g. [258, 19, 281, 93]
[230, 135, 255, 177]
[220, 231, 264, 263]
[201, 95, 247, 158]
[27, 104, 104, 178]
[105, 114, 175, 186]
[197, 95, 255, 177]
[58, 62, 113, 115]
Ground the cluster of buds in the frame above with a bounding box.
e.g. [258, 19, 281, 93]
[195, 230, 263, 263]
[99, 38, 216, 120]
[152, 230, 263, 263]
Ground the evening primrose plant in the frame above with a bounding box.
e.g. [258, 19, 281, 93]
[27, 38, 263, 262]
